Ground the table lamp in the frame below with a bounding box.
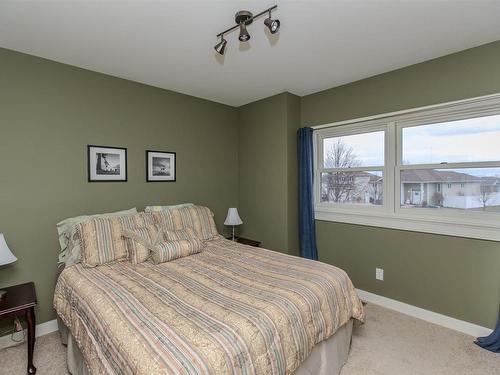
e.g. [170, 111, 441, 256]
[224, 208, 243, 241]
[0, 233, 17, 300]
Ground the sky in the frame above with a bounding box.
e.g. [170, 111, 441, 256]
[323, 114, 500, 177]
[323, 131, 385, 167]
[402, 114, 500, 167]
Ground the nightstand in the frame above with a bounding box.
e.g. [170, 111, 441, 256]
[226, 236, 261, 247]
[0, 282, 37, 374]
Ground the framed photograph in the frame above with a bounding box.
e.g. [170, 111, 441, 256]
[146, 150, 176, 182]
[87, 145, 127, 182]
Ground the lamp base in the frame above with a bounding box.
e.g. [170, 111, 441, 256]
[0, 290, 6, 300]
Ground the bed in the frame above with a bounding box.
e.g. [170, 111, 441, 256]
[54, 206, 364, 375]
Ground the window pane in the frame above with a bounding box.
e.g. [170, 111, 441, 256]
[402, 114, 500, 165]
[321, 171, 383, 205]
[400, 168, 500, 212]
[323, 131, 384, 168]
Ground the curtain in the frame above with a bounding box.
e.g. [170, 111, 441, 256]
[475, 307, 500, 352]
[298, 127, 318, 260]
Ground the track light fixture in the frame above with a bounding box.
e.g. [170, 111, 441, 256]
[239, 22, 250, 42]
[214, 5, 279, 55]
[214, 35, 227, 55]
[235, 10, 252, 42]
[264, 10, 280, 34]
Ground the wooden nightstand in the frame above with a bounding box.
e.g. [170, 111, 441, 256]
[0, 282, 37, 374]
[226, 236, 261, 247]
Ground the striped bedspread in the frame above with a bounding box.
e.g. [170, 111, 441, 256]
[54, 239, 364, 375]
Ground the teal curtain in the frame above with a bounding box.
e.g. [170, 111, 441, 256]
[297, 127, 318, 260]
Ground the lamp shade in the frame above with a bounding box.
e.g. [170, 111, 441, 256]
[224, 208, 243, 226]
[0, 233, 17, 266]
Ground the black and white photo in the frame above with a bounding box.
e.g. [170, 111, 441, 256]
[146, 150, 176, 182]
[88, 145, 127, 182]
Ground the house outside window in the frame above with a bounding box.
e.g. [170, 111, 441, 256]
[314, 94, 500, 241]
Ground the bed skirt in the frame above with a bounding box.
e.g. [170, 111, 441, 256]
[58, 317, 353, 375]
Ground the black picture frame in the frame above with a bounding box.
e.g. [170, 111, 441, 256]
[146, 150, 176, 182]
[87, 145, 128, 182]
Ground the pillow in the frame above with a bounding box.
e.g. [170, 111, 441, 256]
[57, 208, 137, 264]
[150, 238, 204, 264]
[152, 205, 219, 241]
[144, 203, 194, 212]
[122, 226, 161, 264]
[76, 213, 156, 267]
[118, 212, 156, 230]
[163, 227, 197, 241]
[63, 234, 83, 267]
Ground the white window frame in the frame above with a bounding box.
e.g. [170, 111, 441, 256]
[313, 93, 500, 241]
[314, 120, 394, 215]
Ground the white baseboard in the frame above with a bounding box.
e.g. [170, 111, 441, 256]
[0, 318, 58, 350]
[357, 289, 493, 338]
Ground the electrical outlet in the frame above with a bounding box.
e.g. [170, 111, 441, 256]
[376, 268, 384, 281]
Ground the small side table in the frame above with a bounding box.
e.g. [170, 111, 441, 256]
[226, 236, 261, 247]
[0, 282, 37, 374]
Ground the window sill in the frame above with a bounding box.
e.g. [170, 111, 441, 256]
[314, 208, 500, 241]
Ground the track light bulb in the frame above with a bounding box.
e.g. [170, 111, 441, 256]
[214, 36, 227, 55]
[264, 14, 280, 34]
[238, 23, 250, 42]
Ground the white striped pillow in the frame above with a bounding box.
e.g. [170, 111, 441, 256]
[150, 238, 204, 264]
[77, 213, 156, 267]
[153, 205, 219, 241]
[122, 226, 161, 264]
[162, 227, 197, 241]
[77, 217, 127, 267]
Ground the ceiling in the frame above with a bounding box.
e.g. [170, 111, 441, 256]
[1, 1, 500, 107]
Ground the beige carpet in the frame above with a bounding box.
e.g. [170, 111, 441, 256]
[0, 303, 498, 374]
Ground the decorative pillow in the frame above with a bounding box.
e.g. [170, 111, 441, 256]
[76, 212, 156, 267]
[57, 208, 138, 264]
[163, 227, 197, 241]
[150, 238, 204, 264]
[119, 212, 156, 230]
[122, 226, 161, 264]
[152, 205, 219, 241]
[76, 217, 127, 267]
[144, 203, 194, 212]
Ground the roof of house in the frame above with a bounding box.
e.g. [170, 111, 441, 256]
[401, 169, 488, 183]
[321, 170, 500, 184]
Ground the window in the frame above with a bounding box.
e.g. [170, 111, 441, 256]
[314, 94, 500, 241]
[319, 129, 385, 206]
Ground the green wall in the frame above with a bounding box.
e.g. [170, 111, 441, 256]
[0, 48, 239, 325]
[301, 41, 500, 328]
[237, 92, 300, 254]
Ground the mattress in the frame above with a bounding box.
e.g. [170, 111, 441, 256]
[54, 238, 364, 374]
